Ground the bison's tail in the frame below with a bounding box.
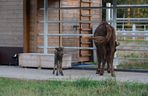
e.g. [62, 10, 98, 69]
[82, 36, 107, 45]
[92, 36, 107, 45]
[105, 24, 113, 42]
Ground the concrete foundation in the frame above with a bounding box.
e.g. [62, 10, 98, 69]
[19, 53, 72, 68]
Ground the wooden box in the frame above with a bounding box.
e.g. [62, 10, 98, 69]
[19, 53, 72, 68]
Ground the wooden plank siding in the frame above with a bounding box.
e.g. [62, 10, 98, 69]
[23, 0, 30, 52]
[0, 0, 101, 64]
[0, 0, 24, 64]
[0, 0, 23, 47]
[26, 0, 102, 62]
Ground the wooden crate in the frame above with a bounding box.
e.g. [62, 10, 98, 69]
[19, 53, 40, 67]
[19, 53, 72, 68]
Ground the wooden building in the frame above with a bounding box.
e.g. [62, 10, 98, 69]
[0, 0, 23, 65]
[0, 0, 102, 65]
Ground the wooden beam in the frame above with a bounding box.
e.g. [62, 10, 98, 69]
[34, 0, 38, 52]
[23, 0, 30, 52]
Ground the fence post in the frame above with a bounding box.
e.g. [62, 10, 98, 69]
[43, 0, 48, 54]
[132, 24, 136, 40]
[93, 25, 97, 63]
[112, 0, 118, 68]
[144, 25, 148, 40]
[122, 24, 126, 40]
[106, 3, 111, 24]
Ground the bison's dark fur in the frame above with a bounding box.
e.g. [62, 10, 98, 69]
[53, 47, 64, 76]
[93, 21, 119, 76]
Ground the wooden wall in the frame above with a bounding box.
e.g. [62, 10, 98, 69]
[0, 0, 23, 64]
[0, 0, 23, 47]
[27, 0, 102, 62]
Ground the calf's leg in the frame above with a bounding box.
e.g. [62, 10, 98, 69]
[53, 64, 56, 74]
[53, 57, 57, 74]
[56, 61, 60, 76]
[59, 59, 64, 76]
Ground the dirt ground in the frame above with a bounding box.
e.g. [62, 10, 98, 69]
[0, 66, 148, 83]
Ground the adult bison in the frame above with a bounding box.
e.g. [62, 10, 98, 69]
[93, 21, 119, 76]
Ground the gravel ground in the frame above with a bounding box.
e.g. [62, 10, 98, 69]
[0, 66, 148, 83]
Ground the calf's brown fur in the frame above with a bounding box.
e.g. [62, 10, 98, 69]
[53, 47, 64, 76]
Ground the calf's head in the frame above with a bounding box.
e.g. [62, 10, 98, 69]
[55, 47, 64, 57]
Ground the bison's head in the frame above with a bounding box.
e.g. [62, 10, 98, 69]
[55, 47, 64, 57]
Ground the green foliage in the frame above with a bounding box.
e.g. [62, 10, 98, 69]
[102, 0, 148, 20]
[0, 78, 148, 96]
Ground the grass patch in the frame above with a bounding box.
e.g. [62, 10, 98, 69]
[117, 63, 148, 69]
[118, 39, 148, 43]
[0, 78, 148, 96]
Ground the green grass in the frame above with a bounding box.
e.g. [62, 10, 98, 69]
[79, 62, 148, 69]
[0, 78, 148, 96]
[117, 63, 148, 69]
[118, 39, 148, 43]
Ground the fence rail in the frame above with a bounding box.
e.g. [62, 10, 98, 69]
[38, 46, 148, 51]
[39, 33, 93, 37]
[40, 4, 148, 10]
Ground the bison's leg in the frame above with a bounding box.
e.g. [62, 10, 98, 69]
[107, 57, 110, 73]
[53, 56, 57, 75]
[100, 60, 106, 76]
[96, 48, 101, 74]
[59, 59, 64, 76]
[100, 47, 106, 76]
[53, 64, 56, 74]
[56, 61, 60, 76]
[110, 48, 116, 77]
[96, 60, 101, 74]
[110, 59, 115, 77]
[107, 56, 115, 76]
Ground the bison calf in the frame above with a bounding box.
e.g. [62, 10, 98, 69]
[53, 47, 64, 76]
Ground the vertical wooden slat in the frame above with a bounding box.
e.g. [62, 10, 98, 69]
[59, 0, 62, 47]
[23, 0, 30, 52]
[34, 0, 38, 52]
